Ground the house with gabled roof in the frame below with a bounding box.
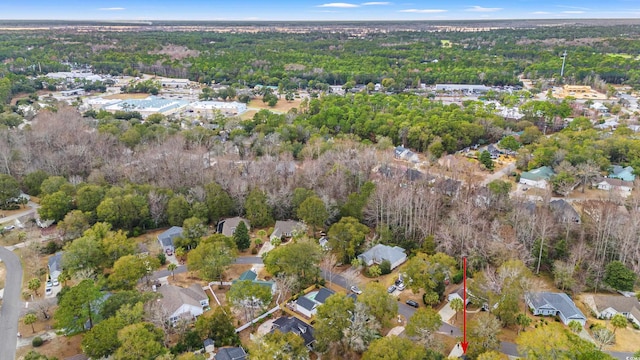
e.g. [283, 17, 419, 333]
[596, 178, 633, 193]
[295, 287, 335, 318]
[550, 199, 581, 224]
[584, 294, 640, 327]
[519, 166, 554, 189]
[48, 252, 64, 282]
[394, 146, 419, 163]
[271, 220, 306, 241]
[271, 316, 316, 349]
[357, 244, 407, 270]
[232, 269, 276, 294]
[157, 226, 182, 253]
[215, 347, 247, 360]
[609, 165, 635, 182]
[217, 217, 250, 238]
[526, 292, 586, 326]
[157, 284, 209, 324]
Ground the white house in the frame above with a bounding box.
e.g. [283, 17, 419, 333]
[585, 294, 640, 327]
[519, 166, 555, 189]
[158, 284, 209, 324]
[357, 244, 407, 270]
[596, 178, 633, 193]
[48, 252, 64, 282]
[526, 292, 586, 326]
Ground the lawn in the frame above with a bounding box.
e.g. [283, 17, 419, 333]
[248, 97, 302, 114]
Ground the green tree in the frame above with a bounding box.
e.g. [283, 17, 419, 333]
[296, 195, 328, 234]
[516, 313, 532, 335]
[58, 210, 91, 241]
[227, 280, 273, 322]
[23, 313, 37, 333]
[81, 316, 126, 359]
[167, 263, 177, 280]
[180, 216, 207, 249]
[114, 322, 166, 360]
[263, 239, 322, 291]
[251, 331, 309, 360]
[28, 278, 41, 297]
[38, 191, 73, 222]
[194, 306, 240, 346]
[477, 351, 503, 360]
[359, 282, 398, 327]
[479, 150, 494, 170]
[611, 313, 627, 334]
[22, 170, 49, 197]
[604, 261, 637, 291]
[167, 195, 190, 227]
[62, 232, 106, 276]
[244, 188, 274, 228]
[340, 182, 375, 221]
[450, 297, 463, 321]
[204, 182, 234, 223]
[327, 216, 369, 264]
[404, 252, 456, 301]
[314, 293, 355, 353]
[96, 194, 150, 230]
[568, 320, 582, 334]
[39, 176, 72, 196]
[405, 307, 442, 348]
[54, 279, 103, 333]
[363, 336, 427, 360]
[499, 135, 521, 151]
[233, 220, 251, 251]
[187, 236, 236, 282]
[109, 255, 160, 290]
[102, 229, 136, 268]
[75, 184, 106, 217]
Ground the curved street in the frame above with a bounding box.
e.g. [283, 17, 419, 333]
[0, 246, 23, 360]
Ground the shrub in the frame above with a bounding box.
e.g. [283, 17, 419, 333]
[452, 270, 463, 284]
[251, 247, 258, 255]
[367, 265, 382, 277]
[157, 252, 167, 266]
[379, 260, 392, 275]
[32, 336, 43, 347]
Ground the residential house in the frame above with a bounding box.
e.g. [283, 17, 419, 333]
[550, 199, 581, 224]
[357, 244, 407, 270]
[526, 292, 586, 326]
[519, 166, 555, 189]
[295, 287, 335, 318]
[157, 226, 183, 253]
[590, 102, 609, 114]
[487, 144, 502, 159]
[48, 252, 63, 282]
[447, 288, 471, 306]
[232, 269, 276, 294]
[204, 338, 215, 354]
[217, 217, 251, 238]
[609, 165, 635, 182]
[215, 347, 247, 360]
[596, 178, 633, 193]
[585, 294, 640, 327]
[394, 146, 420, 163]
[157, 284, 209, 324]
[270, 220, 306, 241]
[271, 316, 316, 349]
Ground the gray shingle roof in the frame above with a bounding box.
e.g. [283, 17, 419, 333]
[358, 244, 406, 266]
[218, 217, 250, 237]
[158, 284, 207, 315]
[314, 288, 335, 304]
[528, 292, 585, 320]
[215, 347, 247, 360]
[272, 316, 315, 347]
[158, 226, 183, 248]
[48, 252, 63, 273]
[271, 220, 305, 239]
[296, 296, 317, 311]
[593, 295, 640, 313]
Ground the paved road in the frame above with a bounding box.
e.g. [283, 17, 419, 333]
[0, 201, 39, 227]
[481, 162, 516, 186]
[0, 247, 24, 360]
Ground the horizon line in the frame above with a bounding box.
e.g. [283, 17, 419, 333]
[0, 17, 639, 22]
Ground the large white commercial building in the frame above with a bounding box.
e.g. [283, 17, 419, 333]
[187, 101, 247, 116]
[103, 96, 189, 118]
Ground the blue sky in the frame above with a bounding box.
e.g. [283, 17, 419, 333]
[1, 1, 639, 21]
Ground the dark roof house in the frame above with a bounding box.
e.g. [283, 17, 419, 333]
[217, 217, 250, 237]
[271, 220, 306, 240]
[314, 287, 335, 304]
[215, 347, 247, 360]
[550, 199, 581, 224]
[271, 316, 315, 349]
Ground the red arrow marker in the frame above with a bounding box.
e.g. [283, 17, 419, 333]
[461, 256, 469, 353]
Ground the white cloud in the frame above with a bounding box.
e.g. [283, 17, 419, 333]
[531, 11, 550, 14]
[556, 5, 590, 10]
[562, 10, 585, 13]
[98, 7, 125, 11]
[362, 1, 391, 5]
[465, 5, 502, 12]
[399, 8, 447, 13]
[316, 2, 360, 7]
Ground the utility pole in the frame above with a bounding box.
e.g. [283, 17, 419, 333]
[560, 50, 568, 77]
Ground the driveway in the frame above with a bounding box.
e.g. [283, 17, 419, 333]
[0, 246, 24, 360]
[0, 201, 40, 227]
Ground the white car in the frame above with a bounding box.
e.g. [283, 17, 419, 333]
[3, 225, 15, 231]
[52, 278, 59, 287]
[45, 287, 53, 296]
[46, 280, 53, 288]
[350, 286, 362, 295]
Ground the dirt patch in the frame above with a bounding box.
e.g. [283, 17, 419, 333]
[103, 93, 151, 100]
[15, 333, 83, 360]
[248, 98, 302, 114]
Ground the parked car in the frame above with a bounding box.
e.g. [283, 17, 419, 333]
[52, 278, 59, 287]
[396, 282, 405, 291]
[387, 285, 396, 294]
[45, 287, 53, 296]
[350, 285, 362, 295]
[165, 248, 173, 256]
[406, 299, 419, 308]
[3, 225, 15, 231]
[45, 280, 53, 288]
